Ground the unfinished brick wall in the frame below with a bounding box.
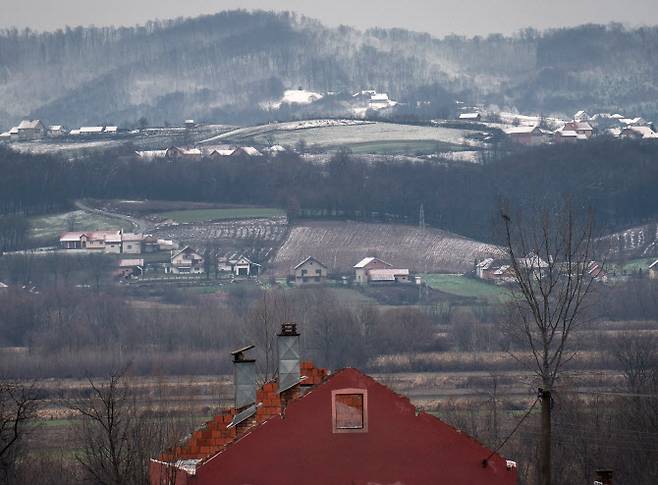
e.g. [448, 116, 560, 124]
[158, 361, 328, 463]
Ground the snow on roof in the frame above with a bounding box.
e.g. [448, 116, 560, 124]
[17, 120, 42, 130]
[277, 89, 323, 107]
[104, 126, 118, 133]
[9, 127, 19, 134]
[611, 114, 624, 119]
[119, 259, 144, 267]
[370, 93, 390, 102]
[135, 150, 167, 159]
[354, 257, 376, 268]
[79, 126, 104, 134]
[623, 126, 658, 138]
[353, 257, 393, 269]
[210, 149, 235, 156]
[574, 110, 589, 120]
[556, 129, 579, 138]
[649, 259, 658, 270]
[235, 146, 262, 156]
[0, 282, 8, 289]
[505, 126, 540, 135]
[69, 129, 81, 135]
[48, 125, 63, 131]
[459, 112, 480, 120]
[0, 132, 10, 138]
[59, 232, 86, 241]
[476, 258, 495, 270]
[268, 144, 286, 152]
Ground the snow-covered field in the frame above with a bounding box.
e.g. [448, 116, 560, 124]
[201, 120, 480, 152]
[271, 221, 502, 275]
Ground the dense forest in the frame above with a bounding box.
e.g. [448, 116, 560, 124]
[2, 11, 658, 126]
[1, 138, 657, 250]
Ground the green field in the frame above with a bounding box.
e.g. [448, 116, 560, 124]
[611, 258, 655, 273]
[29, 210, 125, 242]
[158, 207, 286, 223]
[421, 274, 510, 302]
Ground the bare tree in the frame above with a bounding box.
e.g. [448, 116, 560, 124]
[68, 368, 162, 485]
[500, 202, 597, 485]
[0, 381, 40, 484]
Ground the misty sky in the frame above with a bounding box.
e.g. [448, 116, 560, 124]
[3, 0, 658, 36]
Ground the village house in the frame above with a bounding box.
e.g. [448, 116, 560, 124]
[553, 128, 586, 143]
[59, 230, 148, 254]
[168, 246, 204, 274]
[47, 125, 67, 138]
[620, 125, 658, 140]
[368, 92, 393, 110]
[649, 259, 658, 280]
[475, 258, 515, 284]
[504, 126, 549, 145]
[16, 120, 46, 140]
[115, 259, 144, 279]
[458, 112, 481, 121]
[76, 126, 105, 136]
[292, 256, 328, 284]
[226, 255, 261, 276]
[354, 257, 410, 284]
[231, 146, 263, 157]
[563, 120, 594, 139]
[149, 324, 517, 485]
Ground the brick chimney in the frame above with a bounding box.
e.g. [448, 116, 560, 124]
[231, 345, 256, 409]
[277, 323, 301, 393]
[594, 469, 613, 485]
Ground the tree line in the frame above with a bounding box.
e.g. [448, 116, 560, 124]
[2, 138, 658, 249]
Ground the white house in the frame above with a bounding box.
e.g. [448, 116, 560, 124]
[16, 120, 46, 140]
[293, 256, 328, 284]
[169, 246, 204, 274]
[229, 255, 261, 276]
[459, 112, 481, 121]
[353, 257, 410, 284]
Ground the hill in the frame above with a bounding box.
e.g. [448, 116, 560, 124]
[3, 12, 658, 127]
[271, 220, 501, 275]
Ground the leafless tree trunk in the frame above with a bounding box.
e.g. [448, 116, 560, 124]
[0, 381, 40, 484]
[500, 202, 597, 485]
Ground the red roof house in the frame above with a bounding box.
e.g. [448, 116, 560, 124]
[150, 325, 517, 485]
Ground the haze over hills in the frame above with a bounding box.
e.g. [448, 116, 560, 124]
[2, 10, 658, 127]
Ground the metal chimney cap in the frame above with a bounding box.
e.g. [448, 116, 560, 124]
[231, 344, 255, 362]
[278, 322, 299, 336]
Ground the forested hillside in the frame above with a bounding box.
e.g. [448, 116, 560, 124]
[2, 11, 658, 127]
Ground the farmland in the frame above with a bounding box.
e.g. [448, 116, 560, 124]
[421, 274, 510, 302]
[271, 220, 501, 275]
[202, 119, 482, 154]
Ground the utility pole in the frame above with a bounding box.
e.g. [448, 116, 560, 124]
[419, 203, 425, 231]
[539, 388, 552, 485]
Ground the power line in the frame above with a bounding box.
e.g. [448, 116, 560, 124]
[482, 394, 540, 466]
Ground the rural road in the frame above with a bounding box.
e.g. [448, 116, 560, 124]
[73, 200, 152, 233]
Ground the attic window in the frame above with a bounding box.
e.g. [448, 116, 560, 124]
[332, 389, 368, 433]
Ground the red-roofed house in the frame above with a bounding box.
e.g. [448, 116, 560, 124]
[150, 325, 517, 485]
